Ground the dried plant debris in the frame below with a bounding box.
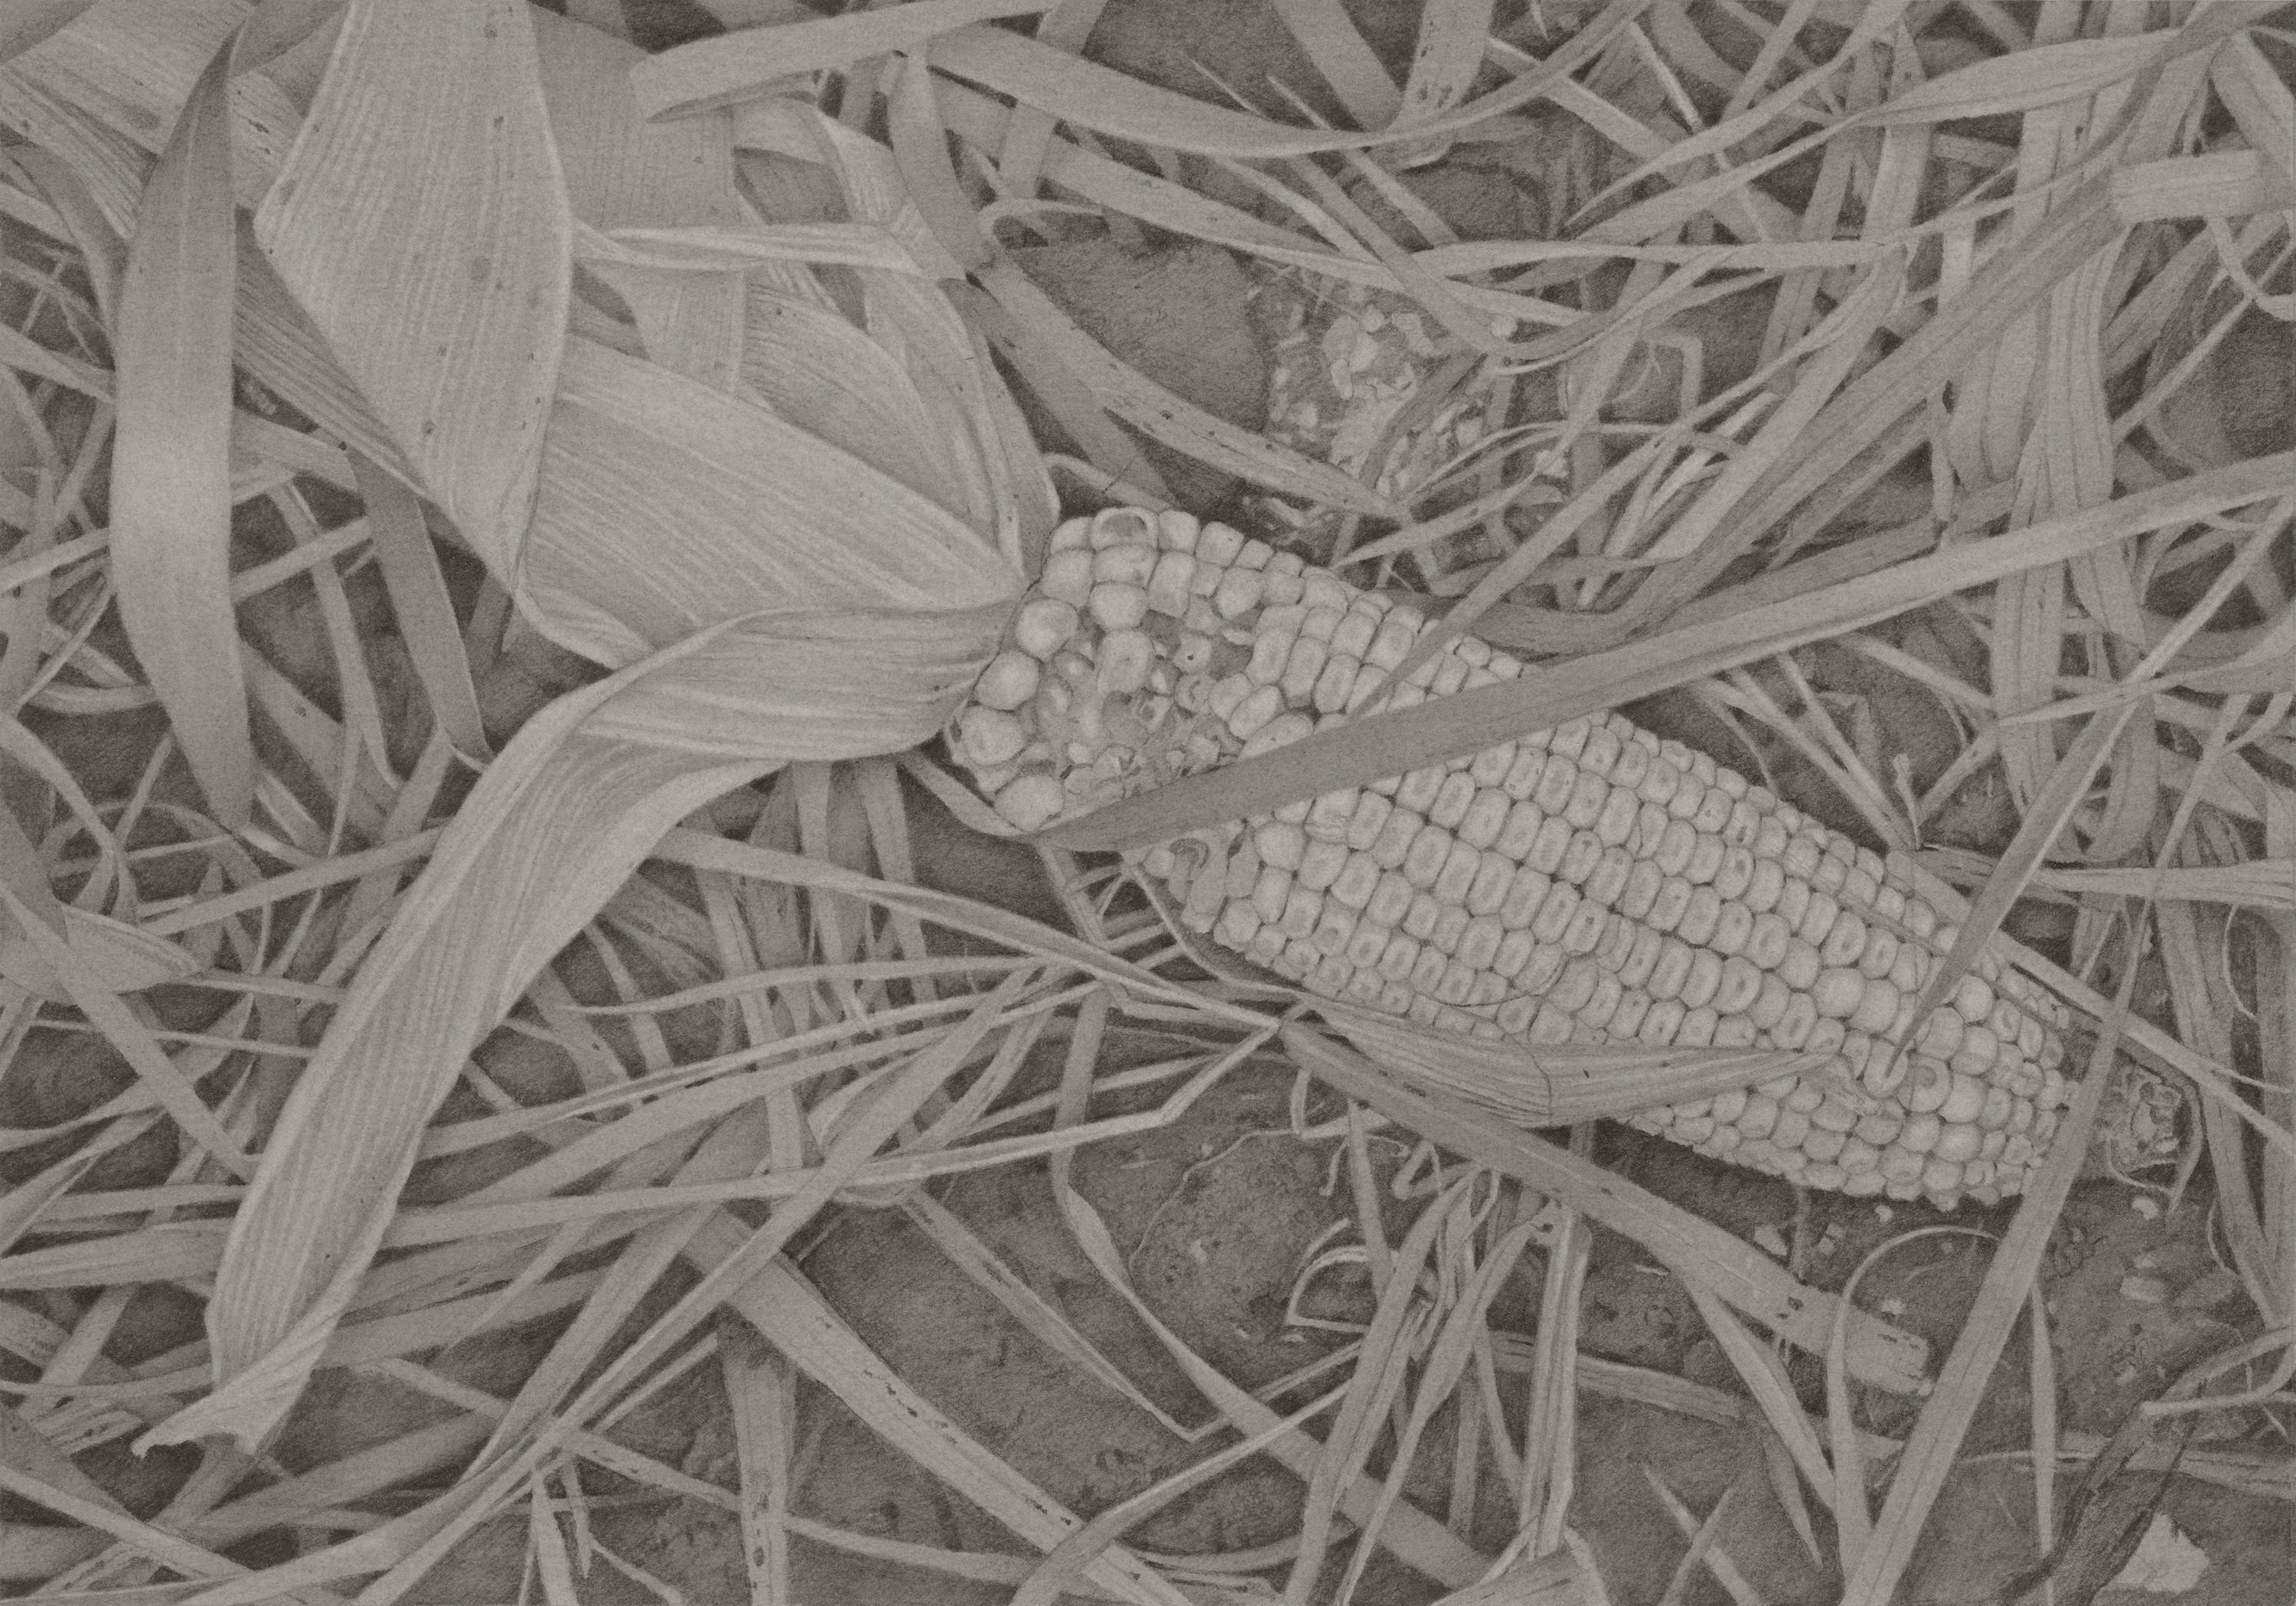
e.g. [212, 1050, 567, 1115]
[0, 2, 2290, 1604]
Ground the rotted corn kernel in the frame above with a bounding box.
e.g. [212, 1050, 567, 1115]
[946, 508, 2075, 1211]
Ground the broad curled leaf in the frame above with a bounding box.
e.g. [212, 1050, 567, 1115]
[150, 600, 1000, 1454]
[253, 0, 569, 576]
[517, 336, 1018, 668]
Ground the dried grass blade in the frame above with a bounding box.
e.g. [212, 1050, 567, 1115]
[1639, 248, 1905, 566]
[631, 0, 1052, 119]
[954, 278, 1175, 504]
[1839, 1004, 2127, 1604]
[2112, 148, 2296, 223]
[1642, 1467, 1766, 1606]
[351, 455, 488, 759]
[471, 1107, 773, 1464]
[718, 1320, 797, 1606]
[2159, 900, 2284, 1320]
[1681, 1281, 1835, 1510]
[1267, 0, 1400, 129]
[187, 1414, 491, 1547]
[1286, 1180, 1465, 1604]
[2254, 798, 2296, 1311]
[1565, 0, 1901, 220]
[1334, 1219, 1539, 1606]
[1518, 1196, 1590, 1551]
[1395, 0, 1491, 135]
[1652, 1481, 1737, 1606]
[935, 77, 1310, 253]
[2028, 1277, 2060, 1581]
[705, 1252, 1198, 1606]
[1878, 32, 2168, 124]
[853, 756, 934, 996]
[889, 48, 990, 270]
[108, 33, 251, 826]
[1632, 184, 2128, 622]
[9, 142, 123, 323]
[902, 1191, 1203, 1438]
[1903, 502, 2289, 1064]
[0, 884, 251, 1180]
[0, 1115, 154, 1255]
[989, 0, 1110, 196]
[928, 22, 1361, 156]
[527, 1471, 580, 1606]
[1013, 1382, 1348, 1606]
[1032, 1026, 1489, 1588]
[252, 0, 569, 576]
[1283, 1025, 1930, 1392]
[1892, 700, 2136, 1081]
[0, 1464, 279, 1593]
[526, 971, 1028, 1415]
[2210, 34, 2296, 193]
[662, 830, 1238, 1017]
[1825, 1225, 1995, 1578]
[1, 1396, 130, 1526]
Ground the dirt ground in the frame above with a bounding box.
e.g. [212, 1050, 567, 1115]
[365, 1052, 2285, 1606]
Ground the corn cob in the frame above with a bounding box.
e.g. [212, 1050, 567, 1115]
[947, 506, 2073, 1212]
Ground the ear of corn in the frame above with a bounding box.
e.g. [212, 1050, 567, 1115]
[947, 507, 2073, 1212]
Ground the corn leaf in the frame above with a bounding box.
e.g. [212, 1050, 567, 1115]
[535, 5, 741, 232]
[252, 0, 569, 576]
[738, 286, 971, 516]
[516, 336, 1016, 668]
[108, 31, 251, 825]
[144, 596, 997, 1454]
[0, 2, 90, 67]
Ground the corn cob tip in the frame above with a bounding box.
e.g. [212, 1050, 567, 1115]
[946, 506, 2075, 1213]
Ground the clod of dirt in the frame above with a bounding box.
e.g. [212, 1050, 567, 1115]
[2200, 305, 2296, 459]
[1009, 239, 1268, 515]
[608, 0, 729, 53]
[1340, 159, 1540, 248]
